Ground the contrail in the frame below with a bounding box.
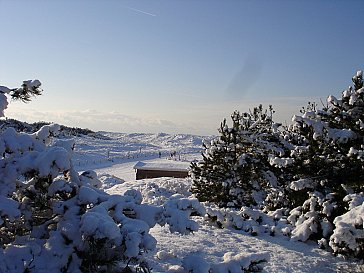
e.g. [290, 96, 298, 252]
[127, 6, 157, 17]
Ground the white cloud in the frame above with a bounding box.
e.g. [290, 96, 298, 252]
[4, 107, 206, 135]
[3, 96, 321, 135]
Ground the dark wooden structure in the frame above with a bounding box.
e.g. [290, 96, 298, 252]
[134, 161, 190, 180]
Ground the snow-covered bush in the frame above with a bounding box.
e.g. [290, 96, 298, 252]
[288, 192, 334, 242]
[329, 194, 364, 258]
[0, 123, 157, 271]
[0, 81, 204, 272]
[191, 105, 290, 209]
[203, 203, 292, 238]
[163, 194, 206, 233]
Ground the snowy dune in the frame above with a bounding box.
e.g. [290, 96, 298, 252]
[72, 132, 208, 171]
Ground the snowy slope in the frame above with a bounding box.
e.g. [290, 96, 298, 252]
[71, 132, 363, 272]
[71, 132, 210, 171]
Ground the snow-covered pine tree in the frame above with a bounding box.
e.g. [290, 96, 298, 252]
[0, 80, 42, 116]
[191, 105, 290, 209]
[286, 71, 364, 254]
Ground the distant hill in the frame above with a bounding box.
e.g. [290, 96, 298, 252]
[0, 118, 95, 137]
[0, 118, 214, 142]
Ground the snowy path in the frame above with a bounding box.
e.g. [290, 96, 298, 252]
[93, 161, 138, 181]
[148, 221, 350, 273]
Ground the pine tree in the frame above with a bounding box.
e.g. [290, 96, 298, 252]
[191, 105, 290, 209]
[288, 71, 364, 206]
[286, 71, 364, 247]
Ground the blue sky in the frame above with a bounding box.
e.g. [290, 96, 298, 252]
[1, 0, 363, 135]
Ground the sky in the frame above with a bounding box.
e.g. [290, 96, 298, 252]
[0, 0, 363, 135]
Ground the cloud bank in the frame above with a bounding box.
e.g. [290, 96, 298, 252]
[4, 107, 206, 135]
[4, 96, 319, 135]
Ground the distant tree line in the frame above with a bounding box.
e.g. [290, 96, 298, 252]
[0, 118, 94, 136]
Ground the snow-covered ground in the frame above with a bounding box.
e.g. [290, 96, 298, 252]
[105, 178, 361, 273]
[73, 132, 206, 164]
[71, 132, 363, 272]
[72, 132, 207, 181]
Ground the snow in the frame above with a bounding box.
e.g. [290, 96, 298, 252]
[0, 93, 9, 117]
[0, 195, 21, 223]
[290, 178, 314, 191]
[147, 216, 344, 272]
[134, 160, 190, 171]
[344, 193, 364, 209]
[1, 126, 363, 272]
[23, 79, 41, 89]
[327, 128, 356, 143]
[268, 155, 294, 168]
[0, 86, 11, 94]
[58, 132, 360, 272]
[327, 95, 340, 106]
[80, 206, 121, 240]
